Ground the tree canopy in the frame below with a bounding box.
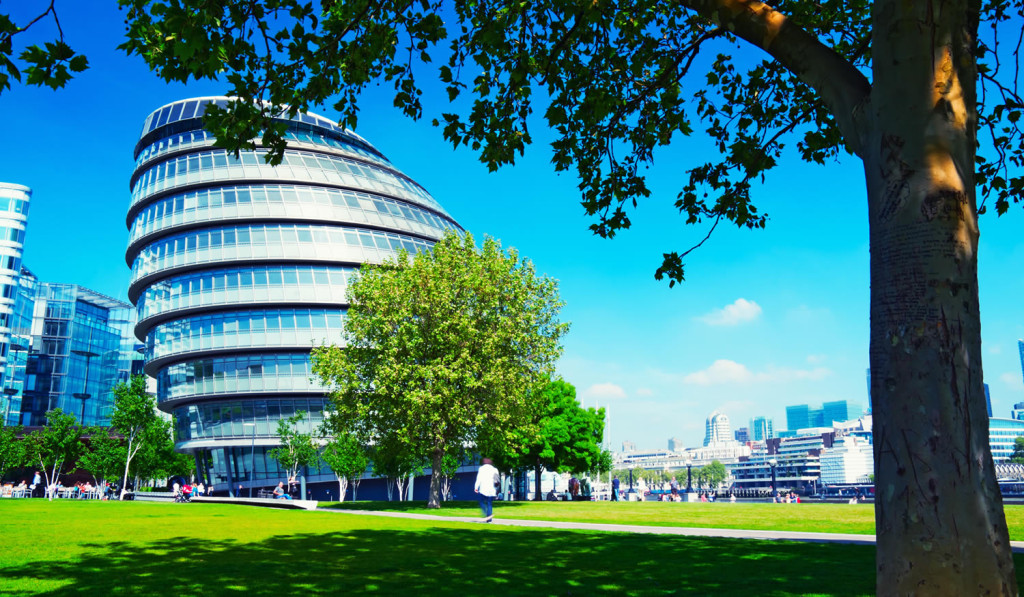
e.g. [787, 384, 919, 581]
[110, 375, 158, 500]
[313, 231, 568, 508]
[267, 410, 319, 485]
[486, 378, 609, 500]
[25, 408, 83, 497]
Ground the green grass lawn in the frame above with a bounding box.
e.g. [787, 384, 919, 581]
[0, 500, 1019, 596]
[325, 500, 1024, 540]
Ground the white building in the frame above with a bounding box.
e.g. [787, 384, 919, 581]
[820, 436, 874, 484]
[704, 410, 734, 446]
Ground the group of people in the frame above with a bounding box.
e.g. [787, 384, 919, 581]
[173, 481, 210, 502]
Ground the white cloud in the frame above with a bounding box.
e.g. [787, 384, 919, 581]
[635, 387, 654, 397]
[697, 298, 762, 326]
[583, 382, 627, 400]
[806, 354, 827, 364]
[1000, 372, 1024, 390]
[683, 360, 753, 385]
[988, 344, 1003, 355]
[683, 359, 831, 386]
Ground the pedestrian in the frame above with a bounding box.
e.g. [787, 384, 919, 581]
[473, 457, 499, 522]
[611, 476, 620, 501]
[670, 476, 679, 497]
[31, 471, 41, 498]
[273, 482, 292, 500]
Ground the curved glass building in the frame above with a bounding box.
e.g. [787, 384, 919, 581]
[127, 98, 461, 493]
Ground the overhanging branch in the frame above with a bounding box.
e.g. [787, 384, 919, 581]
[677, 0, 872, 156]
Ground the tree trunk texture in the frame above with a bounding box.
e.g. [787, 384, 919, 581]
[867, 0, 1015, 592]
[534, 460, 543, 501]
[427, 450, 443, 508]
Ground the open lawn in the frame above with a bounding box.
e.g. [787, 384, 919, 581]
[0, 500, 1020, 595]
[325, 500, 1024, 540]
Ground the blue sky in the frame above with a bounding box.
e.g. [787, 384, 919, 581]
[2, 3, 1022, 450]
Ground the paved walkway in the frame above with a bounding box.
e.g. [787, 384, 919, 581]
[320, 508, 1024, 553]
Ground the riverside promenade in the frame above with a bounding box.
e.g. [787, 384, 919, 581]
[320, 508, 1024, 553]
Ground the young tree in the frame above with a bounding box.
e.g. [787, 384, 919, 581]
[77, 427, 126, 491]
[318, 421, 369, 503]
[110, 375, 158, 500]
[131, 418, 192, 487]
[25, 409, 82, 499]
[267, 411, 318, 487]
[1011, 437, 1024, 465]
[701, 461, 728, 489]
[117, 0, 1024, 589]
[487, 378, 607, 500]
[313, 232, 568, 508]
[0, 424, 24, 482]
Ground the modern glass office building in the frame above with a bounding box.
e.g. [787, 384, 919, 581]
[127, 97, 462, 494]
[0, 182, 30, 389]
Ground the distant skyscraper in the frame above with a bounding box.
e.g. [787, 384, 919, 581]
[734, 427, 750, 443]
[985, 383, 992, 418]
[704, 411, 733, 446]
[1019, 340, 1024, 384]
[750, 416, 774, 441]
[622, 440, 637, 453]
[823, 400, 863, 425]
[667, 437, 683, 452]
[1013, 402, 1024, 421]
[786, 404, 810, 431]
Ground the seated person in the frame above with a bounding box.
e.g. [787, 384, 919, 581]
[273, 482, 292, 500]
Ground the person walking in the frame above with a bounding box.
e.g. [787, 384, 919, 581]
[474, 457, 499, 522]
[611, 476, 620, 501]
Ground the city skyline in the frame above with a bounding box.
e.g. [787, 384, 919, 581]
[1, 4, 1022, 450]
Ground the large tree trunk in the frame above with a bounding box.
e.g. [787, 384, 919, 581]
[427, 450, 443, 508]
[867, 0, 1015, 592]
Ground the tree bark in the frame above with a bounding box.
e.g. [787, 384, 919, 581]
[534, 459, 542, 501]
[427, 450, 443, 508]
[866, 0, 1015, 592]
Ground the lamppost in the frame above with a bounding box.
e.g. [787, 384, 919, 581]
[768, 458, 778, 498]
[685, 458, 693, 492]
[243, 422, 256, 497]
[70, 349, 98, 424]
[2, 388, 16, 426]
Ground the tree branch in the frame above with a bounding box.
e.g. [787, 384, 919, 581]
[677, 0, 872, 156]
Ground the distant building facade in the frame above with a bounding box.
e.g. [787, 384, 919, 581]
[819, 437, 873, 485]
[734, 427, 750, 443]
[704, 410, 733, 446]
[667, 437, 683, 452]
[750, 416, 774, 441]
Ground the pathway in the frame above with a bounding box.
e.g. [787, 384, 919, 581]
[319, 508, 1024, 553]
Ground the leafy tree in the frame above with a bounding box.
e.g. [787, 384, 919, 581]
[318, 422, 369, 503]
[118, 0, 1024, 588]
[488, 379, 607, 500]
[0, 424, 24, 482]
[370, 437, 424, 502]
[131, 417, 192, 487]
[700, 460, 728, 489]
[1010, 437, 1024, 465]
[77, 427, 125, 490]
[267, 410, 318, 485]
[0, 4, 89, 94]
[313, 232, 568, 508]
[110, 375, 158, 500]
[25, 408, 82, 499]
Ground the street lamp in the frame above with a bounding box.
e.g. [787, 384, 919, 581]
[685, 458, 693, 493]
[768, 458, 778, 498]
[243, 422, 256, 497]
[71, 349, 98, 424]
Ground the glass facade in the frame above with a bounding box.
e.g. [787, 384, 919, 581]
[128, 97, 462, 493]
[0, 183, 30, 392]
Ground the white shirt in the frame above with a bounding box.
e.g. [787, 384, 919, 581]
[474, 463, 499, 497]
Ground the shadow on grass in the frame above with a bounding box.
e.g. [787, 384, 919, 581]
[3, 525, 880, 596]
